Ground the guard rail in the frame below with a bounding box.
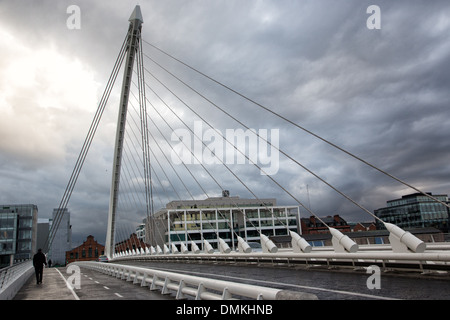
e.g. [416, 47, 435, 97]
[71, 261, 318, 300]
[0, 260, 34, 300]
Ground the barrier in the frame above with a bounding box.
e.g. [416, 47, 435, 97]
[0, 261, 34, 300]
[72, 261, 318, 300]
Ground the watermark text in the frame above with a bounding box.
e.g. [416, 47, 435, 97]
[170, 121, 280, 175]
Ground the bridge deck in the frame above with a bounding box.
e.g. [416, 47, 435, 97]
[13, 265, 175, 300]
[13, 267, 77, 300]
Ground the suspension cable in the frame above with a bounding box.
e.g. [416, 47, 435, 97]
[142, 39, 450, 211]
[43, 33, 129, 253]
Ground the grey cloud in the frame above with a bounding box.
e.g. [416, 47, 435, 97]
[0, 1, 449, 244]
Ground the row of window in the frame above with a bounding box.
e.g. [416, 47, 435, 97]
[168, 227, 297, 244]
[170, 217, 297, 231]
[68, 247, 102, 259]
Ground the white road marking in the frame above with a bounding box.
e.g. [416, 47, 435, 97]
[55, 268, 80, 300]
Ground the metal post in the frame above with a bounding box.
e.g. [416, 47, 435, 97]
[105, 6, 144, 259]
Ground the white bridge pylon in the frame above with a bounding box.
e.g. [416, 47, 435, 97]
[105, 6, 145, 259]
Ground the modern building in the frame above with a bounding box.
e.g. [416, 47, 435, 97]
[66, 235, 105, 264]
[49, 208, 72, 265]
[36, 218, 51, 251]
[136, 223, 146, 243]
[146, 192, 300, 251]
[0, 204, 38, 267]
[374, 192, 450, 233]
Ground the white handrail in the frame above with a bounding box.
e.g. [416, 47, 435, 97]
[0, 260, 34, 300]
[109, 247, 450, 274]
[71, 261, 317, 300]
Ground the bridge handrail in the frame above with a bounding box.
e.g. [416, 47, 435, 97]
[112, 249, 450, 262]
[0, 260, 34, 300]
[109, 248, 450, 274]
[71, 261, 317, 300]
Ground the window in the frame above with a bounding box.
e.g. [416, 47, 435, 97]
[374, 237, 384, 245]
[19, 218, 32, 228]
[18, 230, 32, 239]
[309, 240, 324, 247]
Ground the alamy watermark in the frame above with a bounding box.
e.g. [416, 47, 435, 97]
[366, 265, 381, 289]
[170, 121, 280, 175]
[367, 5, 381, 30]
[66, 5, 81, 30]
[67, 264, 81, 289]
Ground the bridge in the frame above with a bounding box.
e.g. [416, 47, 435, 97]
[2, 6, 450, 304]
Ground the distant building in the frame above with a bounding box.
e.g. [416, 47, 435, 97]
[350, 222, 377, 232]
[300, 215, 350, 234]
[66, 235, 104, 264]
[136, 223, 146, 243]
[37, 218, 51, 251]
[374, 192, 450, 233]
[49, 208, 72, 265]
[146, 193, 300, 251]
[0, 204, 38, 267]
[115, 233, 147, 254]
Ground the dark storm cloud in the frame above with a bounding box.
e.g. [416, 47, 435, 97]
[0, 0, 449, 243]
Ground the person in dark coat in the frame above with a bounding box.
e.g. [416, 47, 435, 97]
[33, 248, 47, 284]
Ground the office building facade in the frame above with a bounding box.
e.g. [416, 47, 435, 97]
[374, 192, 450, 232]
[0, 204, 38, 267]
[49, 208, 72, 265]
[146, 194, 300, 251]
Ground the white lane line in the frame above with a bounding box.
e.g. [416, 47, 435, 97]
[115, 293, 124, 298]
[103, 286, 110, 290]
[55, 268, 80, 301]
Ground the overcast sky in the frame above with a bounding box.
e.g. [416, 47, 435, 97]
[1, 1, 449, 246]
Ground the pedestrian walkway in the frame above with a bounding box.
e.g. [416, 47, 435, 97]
[13, 267, 78, 300]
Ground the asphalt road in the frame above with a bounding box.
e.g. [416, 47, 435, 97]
[72, 266, 174, 300]
[117, 260, 450, 300]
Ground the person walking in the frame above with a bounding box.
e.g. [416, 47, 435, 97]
[33, 248, 47, 285]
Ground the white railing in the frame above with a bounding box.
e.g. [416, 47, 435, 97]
[71, 261, 318, 300]
[110, 231, 450, 274]
[112, 250, 450, 274]
[0, 260, 34, 300]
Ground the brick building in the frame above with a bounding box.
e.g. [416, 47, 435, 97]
[300, 215, 350, 234]
[351, 222, 377, 232]
[114, 233, 148, 254]
[65, 235, 105, 265]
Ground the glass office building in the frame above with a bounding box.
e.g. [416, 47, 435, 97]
[0, 204, 38, 266]
[49, 208, 72, 265]
[374, 193, 450, 232]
